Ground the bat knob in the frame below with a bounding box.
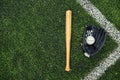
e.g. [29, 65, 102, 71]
[65, 67, 71, 71]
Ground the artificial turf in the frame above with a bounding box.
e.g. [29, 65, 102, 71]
[99, 60, 120, 80]
[0, 0, 118, 80]
[90, 0, 120, 79]
[90, 0, 120, 30]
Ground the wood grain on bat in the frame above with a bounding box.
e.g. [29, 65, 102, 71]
[65, 10, 72, 72]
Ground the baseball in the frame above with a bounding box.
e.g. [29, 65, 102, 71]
[86, 36, 95, 45]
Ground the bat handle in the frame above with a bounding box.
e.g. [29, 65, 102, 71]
[65, 10, 72, 72]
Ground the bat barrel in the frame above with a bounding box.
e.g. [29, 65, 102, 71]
[65, 10, 72, 72]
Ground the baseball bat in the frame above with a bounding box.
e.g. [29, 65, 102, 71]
[65, 10, 72, 72]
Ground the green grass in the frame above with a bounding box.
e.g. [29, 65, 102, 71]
[0, 0, 118, 80]
[90, 0, 120, 30]
[90, 0, 120, 80]
[99, 60, 120, 80]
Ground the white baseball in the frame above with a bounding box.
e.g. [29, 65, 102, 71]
[86, 36, 95, 45]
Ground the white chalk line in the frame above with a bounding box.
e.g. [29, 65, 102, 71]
[77, 0, 120, 80]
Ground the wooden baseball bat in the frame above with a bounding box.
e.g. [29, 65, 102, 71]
[65, 10, 72, 72]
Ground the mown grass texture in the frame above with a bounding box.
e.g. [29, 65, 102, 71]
[0, 0, 118, 80]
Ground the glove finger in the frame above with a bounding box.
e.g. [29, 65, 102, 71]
[94, 27, 100, 39]
[99, 31, 106, 47]
[96, 31, 106, 49]
[94, 28, 103, 47]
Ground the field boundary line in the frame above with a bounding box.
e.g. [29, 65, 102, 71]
[77, 0, 120, 80]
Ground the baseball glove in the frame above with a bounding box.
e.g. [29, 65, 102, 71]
[81, 25, 107, 57]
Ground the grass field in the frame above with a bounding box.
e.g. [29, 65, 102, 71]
[0, 0, 119, 80]
[90, 0, 120, 80]
[90, 0, 120, 30]
[99, 60, 120, 80]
